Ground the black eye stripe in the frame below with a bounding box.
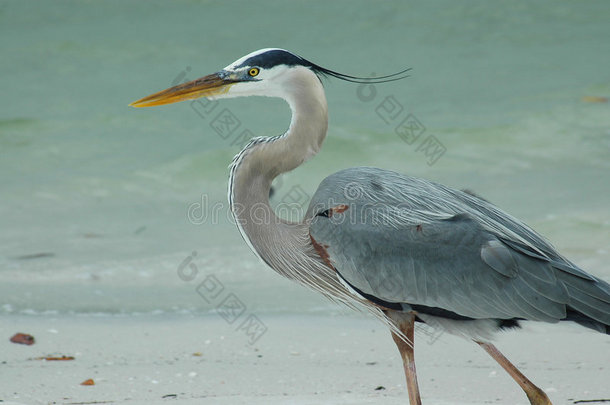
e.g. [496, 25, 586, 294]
[235, 49, 308, 70]
[232, 49, 410, 84]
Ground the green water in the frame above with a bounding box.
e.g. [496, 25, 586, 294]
[1, 1, 609, 315]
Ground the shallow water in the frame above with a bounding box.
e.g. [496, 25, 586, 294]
[1, 1, 609, 316]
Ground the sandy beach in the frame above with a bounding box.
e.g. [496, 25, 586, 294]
[3, 314, 609, 404]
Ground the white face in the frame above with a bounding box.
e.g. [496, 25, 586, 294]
[212, 48, 310, 100]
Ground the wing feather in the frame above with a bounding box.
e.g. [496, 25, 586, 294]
[307, 167, 610, 326]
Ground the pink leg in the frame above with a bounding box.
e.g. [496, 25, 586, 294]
[476, 341, 552, 405]
[389, 312, 422, 405]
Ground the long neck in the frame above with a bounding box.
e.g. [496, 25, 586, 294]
[226, 68, 382, 316]
[225, 68, 397, 330]
[228, 68, 327, 273]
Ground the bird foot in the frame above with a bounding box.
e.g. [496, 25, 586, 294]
[526, 388, 552, 405]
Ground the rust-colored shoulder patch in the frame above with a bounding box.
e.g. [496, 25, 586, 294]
[310, 234, 334, 270]
[331, 204, 349, 215]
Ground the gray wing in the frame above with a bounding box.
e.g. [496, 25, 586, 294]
[307, 167, 610, 326]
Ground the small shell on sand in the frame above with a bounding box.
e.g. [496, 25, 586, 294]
[10, 333, 35, 345]
[80, 378, 95, 386]
[34, 355, 75, 361]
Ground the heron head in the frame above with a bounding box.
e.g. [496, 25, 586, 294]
[130, 48, 410, 107]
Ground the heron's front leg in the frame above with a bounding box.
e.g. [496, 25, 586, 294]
[389, 312, 422, 405]
[476, 341, 552, 405]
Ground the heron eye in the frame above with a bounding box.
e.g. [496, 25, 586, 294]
[248, 67, 260, 77]
[317, 209, 330, 218]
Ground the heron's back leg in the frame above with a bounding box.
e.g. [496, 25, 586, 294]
[476, 341, 552, 405]
[388, 311, 422, 405]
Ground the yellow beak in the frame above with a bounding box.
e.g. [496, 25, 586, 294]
[129, 72, 237, 107]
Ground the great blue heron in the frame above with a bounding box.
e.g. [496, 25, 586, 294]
[131, 48, 610, 405]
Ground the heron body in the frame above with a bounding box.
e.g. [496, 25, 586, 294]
[131, 48, 610, 405]
[309, 167, 610, 335]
